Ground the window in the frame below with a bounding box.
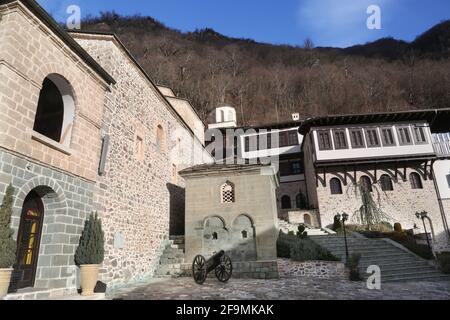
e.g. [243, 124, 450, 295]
[380, 174, 394, 191]
[397, 126, 413, 145]
[279, 161, 290, 176]
[33, 75, 75, 146]
[296, 193, 308, 209]
[413, 126, 427, 144]
[330, 178, 343, 195]
[135, 135, 144, 160]
[241, 230, 248, 239]
[156, 125, 165, 151]
[381, 128, 396, 146]
[410, 172, 423, 189]
[212, 232, 218, 240]
[221, 181, 235, 203]
[291, 161, 302, 175]
[333, 129, 348, 149]
[360, 176, 373, 192]
[365, 128, 380, 147]
[317, 130, 332, 150]
[245, 137, 250, 152]
[281, 195, 291, 209]
[349, 129, 365, 148]
[279, 132, 289, 147]
[288, 130, 299, 146]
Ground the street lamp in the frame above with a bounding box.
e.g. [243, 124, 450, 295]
[342, 212, 350, 261]
[335, 213, 350, 261]
[415, 211, 432, 252]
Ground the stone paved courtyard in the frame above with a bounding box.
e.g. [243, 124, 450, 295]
[111, 277, 450, 300]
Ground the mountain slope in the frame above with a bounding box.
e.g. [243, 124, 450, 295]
[79, 14, 450, 125]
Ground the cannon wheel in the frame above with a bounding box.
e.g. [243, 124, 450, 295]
[215, 254, 232, 282]
[192, 255, 207, 284]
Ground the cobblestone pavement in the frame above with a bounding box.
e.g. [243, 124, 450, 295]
[111, 277, 450, 300]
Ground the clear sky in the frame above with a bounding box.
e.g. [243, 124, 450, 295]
[37, 0, 450, 48]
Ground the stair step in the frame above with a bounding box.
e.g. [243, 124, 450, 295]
[378, 273, 450, 283]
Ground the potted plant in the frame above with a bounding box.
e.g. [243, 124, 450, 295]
[75, 212, 104, 296]
[0, 184, 17, 299]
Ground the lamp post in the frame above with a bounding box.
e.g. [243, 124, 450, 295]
[342, 212, 350, 261]
[415, 211, 432, 252]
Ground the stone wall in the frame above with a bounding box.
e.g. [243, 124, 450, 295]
[278, 259, 347, 279]
[315, 164, 450, 252]
[0, 149, 94, 291]
[72, 33, 213, 290]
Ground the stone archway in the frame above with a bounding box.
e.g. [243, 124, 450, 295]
[231, 214, 256, 261]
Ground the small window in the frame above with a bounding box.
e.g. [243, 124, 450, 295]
[330, 178, 343, 195]
[360, 176, 373, 192]
[317, 130, 332, 150]
[410, 172, 423, 189]
[291, 161, 302, 175]
[296, 193, 308, 209]
[349, 129, 365, 148]
[135, 135, 144, 160]
[279, 161, 290, 176]
[244, 137, 250, 152]
[381, 128, 396, 146]
[241, 230, 248, 239]
[279, 132, 289, 147]
[397, 126, 413, 145]
[380, 174, 394, 191]
[333, 129, 348, 149]
[221, 181, 235, 203]
[212, 232, 218, 240]
[156, 125, 165, 151]
[365, 128, 380, 147]
[288, 131, 299, 146]
[281, 195, 291, 209]
[413, 126, 427, 144]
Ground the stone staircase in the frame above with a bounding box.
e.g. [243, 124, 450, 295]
[154, 235, 188, 278]
[278, 218, 328, 236]
[309, 233, 450, 283]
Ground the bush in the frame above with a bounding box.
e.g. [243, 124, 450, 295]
[277, 233, 339, 261]
[436, 252, 450, 274]
[0, 184, 17, 269]
[346, 253, 362, 281]
[75, 212, 105, 265]
[297, 224, 308, 239]
[287, 230, 295, 236]
[332, 215, 342, 231]
[394, 223, 402, 232]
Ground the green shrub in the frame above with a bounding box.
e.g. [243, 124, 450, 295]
[0, 184, 17, 269]
[276, 235, 291, 258]
[394, 223, 402, 232]
[436, 252, 450, 274]
[332, 215, 342, 231]
[297, 224, 308, 239]
[287, 230, 295, 236]
[346, 253, 362, 281]
[290, 238, 340, 262]
[75, 212, 105, 265]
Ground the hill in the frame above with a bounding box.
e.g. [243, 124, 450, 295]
[79, 13, 450, 125]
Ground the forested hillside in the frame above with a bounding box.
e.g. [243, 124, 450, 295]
[80, 13, 450, 125]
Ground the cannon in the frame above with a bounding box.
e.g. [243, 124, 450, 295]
[192, 250, 233, 284]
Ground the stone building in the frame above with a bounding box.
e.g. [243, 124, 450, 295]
[0, 0, 114, 297]
[299, 109, 450, 253]
[179, 163, 279, 278]
[69, 31, 213, 289]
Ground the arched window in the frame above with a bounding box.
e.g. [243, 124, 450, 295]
[281, 195, 291, 209]
[221, 181, 235, 203]
[241, 230, 248, 239]
[360, 175, 373, 192]
[330, 178, 343, 195]
[380, 174, 394, 191]
[212, 232, 218, 240]
[410, 172, 423, 189]
[33, 74, 75, 146]
[156, 125, 165, 151]
[296, 193, 308, 209]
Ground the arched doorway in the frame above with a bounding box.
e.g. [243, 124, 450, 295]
[303, 213, 312, 226]
[12, 191, 44, 289]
